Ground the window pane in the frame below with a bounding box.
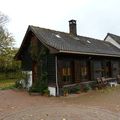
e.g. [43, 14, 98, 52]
[62, 61, 72, 84]
[80, 60, 88, 81]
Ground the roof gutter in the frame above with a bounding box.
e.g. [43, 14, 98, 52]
[59, 50, 120, 58]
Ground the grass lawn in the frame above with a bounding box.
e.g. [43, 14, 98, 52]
[0, 79, 16, 90]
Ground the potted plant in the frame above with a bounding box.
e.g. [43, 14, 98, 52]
[74, 85, 81, 94]
[43, 88, 50, 96]
[83, 84, 92, 92]
[70, 85, 81, 94]
[63, 88, 69, 96]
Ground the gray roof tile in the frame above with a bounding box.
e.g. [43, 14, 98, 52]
[108, 33, 120, 44]
[29, 25, 120, 57]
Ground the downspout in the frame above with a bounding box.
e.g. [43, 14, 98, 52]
[55, 56, 59, 96]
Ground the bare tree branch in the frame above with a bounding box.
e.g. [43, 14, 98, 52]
[0, 12, 8, 26]
[0, 12, 14, 55]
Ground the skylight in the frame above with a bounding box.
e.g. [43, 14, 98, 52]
[87, 40, 91, 43]
[55, 34, 61, 38]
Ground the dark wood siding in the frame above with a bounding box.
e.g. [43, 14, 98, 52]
[32, 61, 37, 84]
[57, 54, 120, 86]
[47, 54, 56, 86]
[57, 54, 92, 85]
[92, 60, 102, 80]
[21, 50, 32, 71]
[74, 60, 80, 83]
[36, 42, 45, 81]
[111, 60, 120, 77]
[20, 32, 120, 88]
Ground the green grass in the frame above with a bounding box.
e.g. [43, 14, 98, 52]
[0, 84, 16, 90]
[0, 72, 19, 80]
[0, 72, 21, 90]
[0, 79, 16, 90]
[96, 84, 120, 94]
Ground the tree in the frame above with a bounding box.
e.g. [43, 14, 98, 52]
[0, 12, 8, 26]
[0, 12, 19, 74]
[0, 12, 14, 55]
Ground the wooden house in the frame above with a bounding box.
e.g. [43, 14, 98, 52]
[15, 20, 120, 96]
[104, 33, 120, 49]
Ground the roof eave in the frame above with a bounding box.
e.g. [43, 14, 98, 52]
[14, 26, 32, 60]
[59, 50, 120, 57]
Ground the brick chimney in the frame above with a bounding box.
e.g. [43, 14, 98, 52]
[69, 19, 77, 36]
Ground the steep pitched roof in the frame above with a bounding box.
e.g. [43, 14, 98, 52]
[107, 33, 120, 44]
[29, 26, 120, 57]
[15, 25, 120, 59]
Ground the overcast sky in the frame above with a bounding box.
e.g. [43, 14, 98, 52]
[1, 0, 120, 47]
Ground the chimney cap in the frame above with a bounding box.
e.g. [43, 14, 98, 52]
[69, 19, 76, 24]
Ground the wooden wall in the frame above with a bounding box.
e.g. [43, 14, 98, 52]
[21, 50, 32, 71]
[20, 32, 120, 87]
[111, 60, 120, 77]
[57, 53, 120, 86]
[47, 54, 56, 86]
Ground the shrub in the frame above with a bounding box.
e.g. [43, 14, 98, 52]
[29, 86, 50, 96]
[29, 72, 48, 95]
[29, 86, 41, 93]
[83, 84, 92, 92]
[43, 88, 50, 96]
[14, 71, 29, 89]
[63, 87, 69, 96]
[89, 82, 97, 90]
[15, 80, 22, 89]
[70, 85, 80, 93]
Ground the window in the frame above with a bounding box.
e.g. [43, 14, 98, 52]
[62, 61, 72, 84]
[80, 60, 89, 82]
[101, 61, 111, 77]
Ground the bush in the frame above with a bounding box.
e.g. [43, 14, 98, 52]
[43, 88, 50, 96]
[29, 87, 50, 96]
[70, 85, 80, 93]
[29, 86, 41, 93]
[63, 87, 69, 96]
[15, 80, 22, 89]
[83, 84, 92, 92]
[89, 82, 97, 90]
